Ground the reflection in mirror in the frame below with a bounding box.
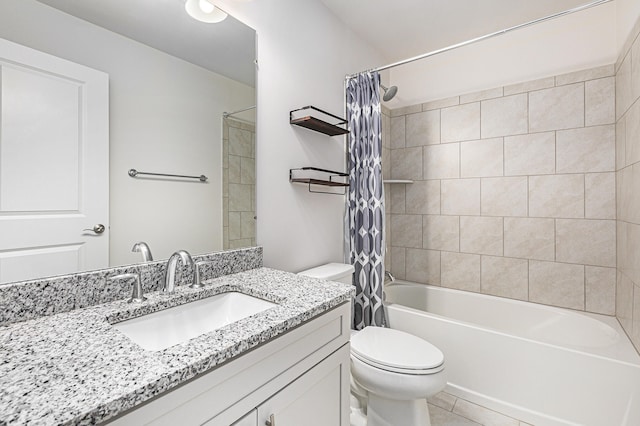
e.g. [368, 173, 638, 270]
[222, 111, 257, 250]
[0, 0, 256, 285]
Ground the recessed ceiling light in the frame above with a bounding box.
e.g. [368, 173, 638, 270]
[185, 0, 228, 23]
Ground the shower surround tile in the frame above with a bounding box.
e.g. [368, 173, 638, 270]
[480, 177, 528, 217]
[555, 64, 614, 86]
[528, 174, 585, 218]
[617, 112, 627, 170]
[441, 252, 481, 292]
[504, 218, 555, 261]
[390, 184, 406, 214]
[556, 125, 615, 173]
[406, 248, 441, 285]
[503, 76, 555, 96]
[392, 147, 423, 180]
[406, 180, 440, 214]
[585, 172, 616, 219]
[529, 83, 584, 132]
[616, 52, 633, 120]
[617, 272, 634, 332]
[406, 110, 440, 146]
[424, 143, 460, 179]
[387, 64, 617, 316]
[422, 96, 460, 111]
[626, 100, 640, 166]
[529, 260, 584, 310]
[460, 138, 504, 178]
[613, 16, 639, 353]
[632, 36, 640, 103]
[391, 247, 407, 280]
[480, 94, 528, 138]
[460, 216, 503, 256]
[392, 215, 423, 249]
[504, 132, 556, 176]
[585, 77, 615, 126]
[481, 256, 528, 300]
[556, 219, 616, 267]
[441, 102, 480, 143]
[390, 115, 406, 149]
[585, 266, 616, 315]
[423, 215, 460, 252]
[460, 87, 503, 104]
[441, 179, 480, 216]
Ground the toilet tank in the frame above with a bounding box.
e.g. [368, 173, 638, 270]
[298, 263, 355, 285]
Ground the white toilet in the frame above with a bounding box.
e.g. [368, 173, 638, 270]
[298, 263, 446, 426]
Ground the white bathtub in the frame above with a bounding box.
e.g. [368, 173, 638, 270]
[385, 282, 640, 426]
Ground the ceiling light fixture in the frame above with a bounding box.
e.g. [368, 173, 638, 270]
[185, 0, 228, 23]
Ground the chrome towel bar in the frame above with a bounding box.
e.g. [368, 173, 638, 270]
[128, 168, 208, 182]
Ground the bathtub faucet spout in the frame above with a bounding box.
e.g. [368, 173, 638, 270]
[384, 270, 395, 283]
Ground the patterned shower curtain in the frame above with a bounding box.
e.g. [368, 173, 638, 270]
[345, 71, 387, 329]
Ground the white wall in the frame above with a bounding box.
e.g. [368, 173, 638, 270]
[213, 0, 385, 272]
[0, 0, 255, 265]
[616, 0, 640, 53]
[386, 2, 617, 108]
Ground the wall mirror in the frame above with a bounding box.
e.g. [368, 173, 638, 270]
[0, 0, 256, 285]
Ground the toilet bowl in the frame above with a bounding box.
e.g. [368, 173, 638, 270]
[350, 326, 446, 426]
[298, 263, 447, 426]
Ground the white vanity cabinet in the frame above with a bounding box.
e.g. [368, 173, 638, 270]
[107, 302, 351, 426]
[232, 343, 349, 426]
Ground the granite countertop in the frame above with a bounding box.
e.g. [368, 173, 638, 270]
[0, 267, 353, 426]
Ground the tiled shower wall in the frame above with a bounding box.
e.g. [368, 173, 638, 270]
[384, 65, 617, 315]
[223, 118, 257, 250]
[616, 18, 640, 351]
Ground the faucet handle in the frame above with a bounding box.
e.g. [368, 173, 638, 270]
[191, 260, 214, 289]
[110, 273, 147, 303]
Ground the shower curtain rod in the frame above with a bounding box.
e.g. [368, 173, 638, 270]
[346, 0, 612, 80]
[223, 105, 256, 118]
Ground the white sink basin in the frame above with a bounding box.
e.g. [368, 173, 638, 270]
[113, 292, 277, 351]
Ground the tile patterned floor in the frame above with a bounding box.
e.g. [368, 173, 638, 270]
[351, 391, 534, 426]
[427, 391, 533, 426]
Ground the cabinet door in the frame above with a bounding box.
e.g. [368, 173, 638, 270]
[257, 344, 350, 426]
[231, 410, 257, 426]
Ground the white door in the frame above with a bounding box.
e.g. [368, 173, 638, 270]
[0, 38, 109, 284]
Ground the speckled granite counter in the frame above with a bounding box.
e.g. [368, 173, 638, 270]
[0, 267, 353, 425]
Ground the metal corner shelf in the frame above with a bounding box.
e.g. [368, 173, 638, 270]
[289, 167, 349, 195]
[289, 106, 349, 136]
[383, 179, 414, 184]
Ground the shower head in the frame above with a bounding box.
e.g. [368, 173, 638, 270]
[380, 84, 398, 102]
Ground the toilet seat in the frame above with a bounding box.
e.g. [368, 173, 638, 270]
[351, 327, 444, 375]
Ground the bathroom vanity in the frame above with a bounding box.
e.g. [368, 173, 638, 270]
[0, 253, 353, 426]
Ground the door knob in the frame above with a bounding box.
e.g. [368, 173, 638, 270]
[83, 224, 106, 234]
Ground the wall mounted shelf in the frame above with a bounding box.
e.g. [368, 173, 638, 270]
[383, 179, 414, 184]
[290, 106, 349, 136]
[289, 167, 349, 195]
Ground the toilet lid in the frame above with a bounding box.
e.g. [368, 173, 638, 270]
[351, 327, 444, 373]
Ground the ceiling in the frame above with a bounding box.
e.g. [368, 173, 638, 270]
[35, 0, 256, 86]
[320, 0, 601, 65]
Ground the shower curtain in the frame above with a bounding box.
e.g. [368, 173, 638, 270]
[345, 71, 386, 329]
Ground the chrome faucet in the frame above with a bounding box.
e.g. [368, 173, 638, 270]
[163, 250, 194, 293]
[384, 270, 395, 283]
[132, 242, 153, 262]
